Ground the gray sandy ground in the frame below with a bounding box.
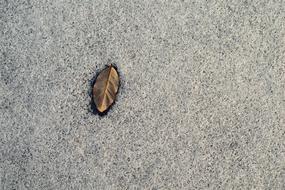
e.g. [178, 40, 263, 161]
[1, 0, 285, 189]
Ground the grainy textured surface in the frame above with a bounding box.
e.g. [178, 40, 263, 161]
[1, 0, 285, 189]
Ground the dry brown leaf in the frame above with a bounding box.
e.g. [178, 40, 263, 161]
[93, 65, 120, 113]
